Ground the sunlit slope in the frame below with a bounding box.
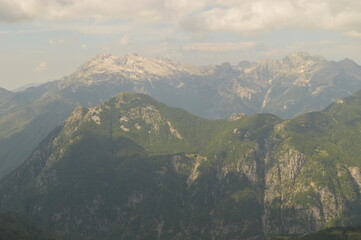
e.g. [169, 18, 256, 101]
[0, 91, 361, 239]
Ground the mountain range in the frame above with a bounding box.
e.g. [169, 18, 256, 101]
[1, 52, 361, 179]
[0, 90, 361, 239]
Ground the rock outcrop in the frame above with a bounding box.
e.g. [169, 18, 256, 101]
[1, 92, 361, 239]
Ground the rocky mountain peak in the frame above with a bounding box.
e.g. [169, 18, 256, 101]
[69, 53, 206, 82]
[339, 58, 359, 67]
[124, 52, 139, 57]
[228, 112, 246, 121]
[108, 92, 155, 107]
[282, 51, 326, 67]
[288, 51, 312, 59]
[93, 52, 113, 60]
[237, 60, 255, 69]
[252, 52, 326, 77]
[2, 90, 361, 240]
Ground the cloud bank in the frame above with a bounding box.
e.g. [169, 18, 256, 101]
[181, 0, 361, 34]
[183, 42, 257, 52]
[0, 0, 360, 35]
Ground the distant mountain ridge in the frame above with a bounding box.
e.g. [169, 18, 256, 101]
[1, 91, 361, 239]
[70, 52, 206, 80]
[11, 83, 44, 92]
[0, 51, 361, 179]
[58, 51, 361, 118]
[0, 87, 13, 104]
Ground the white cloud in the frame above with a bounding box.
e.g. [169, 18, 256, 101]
[0, 1, 33, 22]
[0, 0, 360, 35]
[70, 23, 130, 35]
[48, 39, 66, 45]
[33, 61, 47, 72]
[0, 0, 206, 23]
[345, 31, 361, 38]
[181, 0, 361, 34]
[183, 42, 257, 52]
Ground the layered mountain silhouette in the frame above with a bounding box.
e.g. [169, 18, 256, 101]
[1, 91, 361, 239]
[0, 52, 361, 179]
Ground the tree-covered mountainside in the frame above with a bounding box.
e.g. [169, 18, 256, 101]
[299, 226, 361, 240]
[1, 52, 361, 180]
[0, 91, 361, 239]
[269, 226, 361, 240]
[0, 212, 59, 240]
[0, 82, 75, 179]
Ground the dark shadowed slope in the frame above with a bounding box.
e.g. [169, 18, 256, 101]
[0, 212, 59, 240]
[0, 91, 361, 239]
[1, 52, 361, 180]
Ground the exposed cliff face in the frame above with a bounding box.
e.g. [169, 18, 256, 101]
[1, 52, 361, 181]
[1, 91, 361, 239]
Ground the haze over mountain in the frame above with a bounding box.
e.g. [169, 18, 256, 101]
[0, 88, 13, 105]
[60, 51, 361, 119]
[1, 91, 361, 239]
[1, 1, 361, 239]
[1, 0, 361, 91]
[11, 83, 44, 93]
[1, 52, 361, 180]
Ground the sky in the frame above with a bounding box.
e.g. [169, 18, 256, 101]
[0, 0, 360, 90]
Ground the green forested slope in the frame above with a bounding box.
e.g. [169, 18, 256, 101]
[0, 212, 59, 240]
[1, 52, 361, 180]
[0, 92, 360, 239]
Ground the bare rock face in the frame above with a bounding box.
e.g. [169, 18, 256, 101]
[348, 166, 361, 189]
[68, 52, 206, 85]
[1, 51, 361, 182]
[261, 144, 361, 236]
[57, 51, 361, 120]
[229, 113, 247, 121]
[1, 56, 361, 239]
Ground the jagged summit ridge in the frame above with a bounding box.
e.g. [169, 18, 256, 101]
[61, 50, 346, 103]
[285, 51, 325, 61]
[61, 50, 356, 94]
[71, 52, 205, 81]
[69, 51, 329, 85]
[254, 51, 326, 75]
[1, 51, 361, 181]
